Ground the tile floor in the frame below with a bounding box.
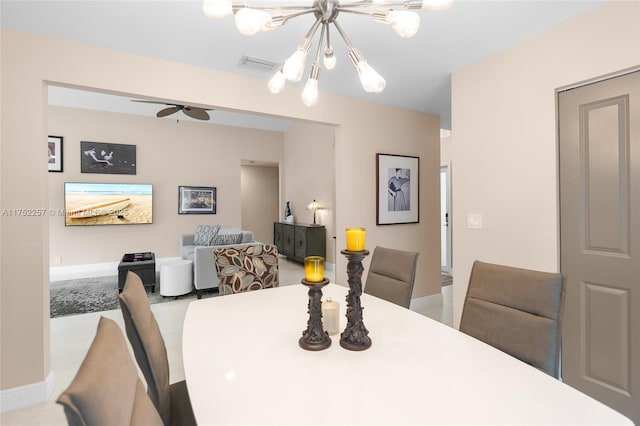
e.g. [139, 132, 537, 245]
[1, 257, 452, 425]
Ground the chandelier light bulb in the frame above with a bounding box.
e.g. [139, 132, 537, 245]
[283, 49, 308, 82]
[356, 61, 386, 93]
[323, 49, 337, 70]
[421, 0, 453, 11]
[202, 0, 232, 18]
[301, 78, 319, 106]
[268, 70, 287, 94]
[386, 11, 420, 38]
[235, 8, 271, 36]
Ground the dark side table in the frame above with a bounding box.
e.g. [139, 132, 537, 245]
[118, 252, 156, 293]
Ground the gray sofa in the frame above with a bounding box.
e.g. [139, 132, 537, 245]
[179, 225, 261, 298]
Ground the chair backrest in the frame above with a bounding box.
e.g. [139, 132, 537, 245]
[364, 246, 419, 308]
[459, 260, 566, 378]
[214, 244, 279, 295]
[57, 316, 163, 426]
[118, 271, 171, 425]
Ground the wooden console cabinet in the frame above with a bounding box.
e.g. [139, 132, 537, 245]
[274, 222, 326, 262]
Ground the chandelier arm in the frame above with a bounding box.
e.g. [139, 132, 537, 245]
[312, 24, 325, 66]
[281, 9, 317, 22]
[337, 1, 415, 9]
[301, 17, 323, 46]
[324, 22, 332, 51]
[332, 20, 363, 63]
[335, 8, 375, 17]
[233, 3, 318, 11]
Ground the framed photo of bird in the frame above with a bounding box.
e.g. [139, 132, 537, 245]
[376, 153, 419, 225]
[80, 141, 136, 175]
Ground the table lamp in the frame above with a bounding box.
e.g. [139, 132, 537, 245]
[307, 199, 321, 225]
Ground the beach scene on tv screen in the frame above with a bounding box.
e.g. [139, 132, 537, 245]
[65, 183, 152, 226]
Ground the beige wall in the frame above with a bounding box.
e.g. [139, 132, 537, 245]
[440, 135, 452, 166]
[241, 165, 280, 244]
[47, 106, 284, 266]
[1, 29, 440, 395]
[282, 122, 337, 265]
[450, 1, 640, 327]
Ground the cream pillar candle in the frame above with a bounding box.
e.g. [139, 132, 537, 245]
[322, 298, 340, 335]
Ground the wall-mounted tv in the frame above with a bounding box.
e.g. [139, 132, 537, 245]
[64, 182, 153, 226]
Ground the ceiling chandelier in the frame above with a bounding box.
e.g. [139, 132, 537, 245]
[203, 0, 452, 106]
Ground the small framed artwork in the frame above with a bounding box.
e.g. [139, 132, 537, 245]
[80, 141, 136, 175]
[178, 186, 217, 214]
[376, 153, 419, 225]
[48, 135, 63, 172]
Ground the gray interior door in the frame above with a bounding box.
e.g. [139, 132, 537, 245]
[559, 70, 639, 423]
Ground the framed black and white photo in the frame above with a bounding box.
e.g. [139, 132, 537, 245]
[178, 186, 217, 214]
[48, 135, 63, 172]
[376, 153, 419, 225]
[80, 141, 136, 175]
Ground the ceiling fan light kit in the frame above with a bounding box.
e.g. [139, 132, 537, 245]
[203, 0, 452, 106]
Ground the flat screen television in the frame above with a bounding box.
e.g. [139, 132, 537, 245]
[64, 182, 153, 226]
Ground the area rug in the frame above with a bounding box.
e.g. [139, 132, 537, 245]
[49, 274, 206, 318]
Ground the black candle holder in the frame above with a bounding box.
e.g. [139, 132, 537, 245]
[340, 249, 372, 351]
[299, 278, 331, 351]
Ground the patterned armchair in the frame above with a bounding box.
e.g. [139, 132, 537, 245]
[214, 244, 279, 295]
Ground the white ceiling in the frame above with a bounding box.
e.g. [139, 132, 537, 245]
[1, 0, 608, 130]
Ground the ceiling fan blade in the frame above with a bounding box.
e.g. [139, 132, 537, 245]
[183, 107, 211, 121]
[131, 100, 174, 106]
[156, 106, 181, 117]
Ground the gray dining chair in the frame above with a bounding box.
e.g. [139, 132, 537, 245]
[459, 260, 566, 378]
[57, 316, 163, 426]
[119, 271, 197, 426]
[364, 246, 419, 308]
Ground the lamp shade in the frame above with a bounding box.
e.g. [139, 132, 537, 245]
[307, 200, 321, 211]
[307, 200, 321, 225]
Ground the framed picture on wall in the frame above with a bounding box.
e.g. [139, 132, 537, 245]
[48, 135, 63, 172]
[80, 141, 136, 175]
[178, 186, 217, 214]
[376, 153, 419, 225]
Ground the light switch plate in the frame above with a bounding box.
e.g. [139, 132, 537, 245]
[467, 213, 483, 229]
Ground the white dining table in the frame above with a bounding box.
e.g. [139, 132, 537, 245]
[182, 283, 631, 425]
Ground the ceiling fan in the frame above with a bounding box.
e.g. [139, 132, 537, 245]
[131, 100, 212, 121]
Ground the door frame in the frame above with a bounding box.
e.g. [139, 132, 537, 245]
[440, 163, 452, 275]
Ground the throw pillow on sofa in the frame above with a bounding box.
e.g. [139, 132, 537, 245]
[210, 233, 243, 246]
[193, 225, 220, 246]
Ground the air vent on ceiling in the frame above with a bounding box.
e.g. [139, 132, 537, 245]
[238, 55, 280, 73]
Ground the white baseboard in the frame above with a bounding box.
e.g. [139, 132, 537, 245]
[50, 256, 182, 281]
[0, 372, 55, 413]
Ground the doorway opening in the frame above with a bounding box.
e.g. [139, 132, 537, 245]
[440, 163, 452, 276]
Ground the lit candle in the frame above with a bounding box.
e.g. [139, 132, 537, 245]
[322, 298, 340, 335]
[304, 256, 324, 282]
[346, 227, 366, 251]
